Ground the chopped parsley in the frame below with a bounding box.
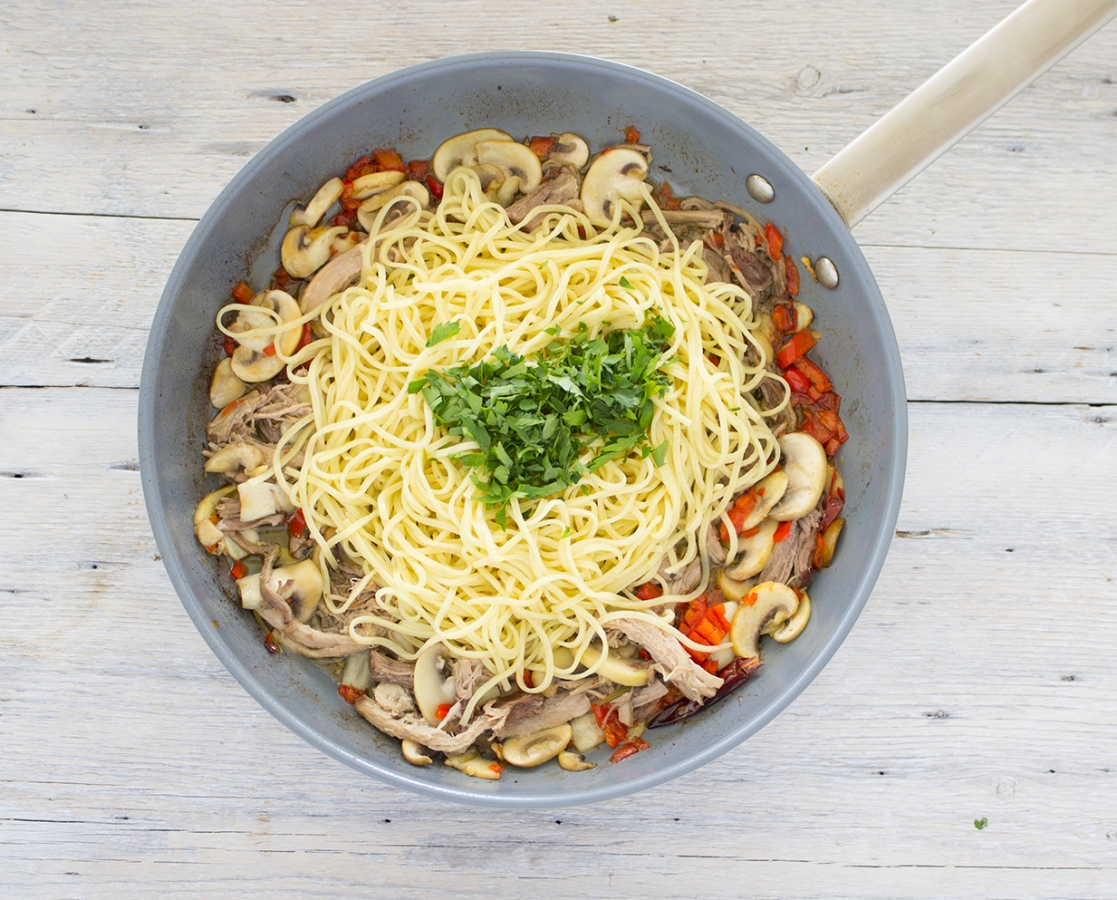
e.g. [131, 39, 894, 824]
[426, 320, 461, 347]
[974, 818, 988, 830]
[412, 317, 675, 520]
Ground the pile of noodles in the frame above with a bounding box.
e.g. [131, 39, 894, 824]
[265, 169, 784, 712]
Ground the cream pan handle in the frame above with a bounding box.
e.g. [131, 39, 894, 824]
[812, 0, 1117, 228]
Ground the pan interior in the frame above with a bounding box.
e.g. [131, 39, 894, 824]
[139, 52, 907, 807]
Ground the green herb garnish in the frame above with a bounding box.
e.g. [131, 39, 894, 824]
[417, 317, 675, 514]
[426, 321, 461, 347]
[974, 818, 988, 830]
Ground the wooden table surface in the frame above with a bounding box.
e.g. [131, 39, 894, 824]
[3, 1, 1116, 897]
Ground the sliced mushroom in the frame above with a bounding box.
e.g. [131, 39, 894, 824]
[357, 181, 430, 232]
[578, 640, 651, 686]
[237, 559, 323, 623]
[237, 478, 294, 522]
[401, 739, 432, 766]
[739, 470, 789, 532]
[580, 147, 649, 224]
[301, 243, 364, 314]
[413, 642, 458, 726]
[548, 132, 589, 168]
[350, 170, 405, 200]
[770, 591, 810, 643]
[728, 581, 799, 659]
[557, 750, 596, 771]
[331, 230, 361, 255]
[473, 140, 543, 204]
[431, 128, 513, 181]
[794, 301, 814, 331]
[340, 651, 372, 693]
[725, 517, 779, 580]
[814, 517, 845, 569]
[204, 442, 265, 479]
[716, 568, 756, 603]
[193, 485, 236, 551]
[289, 176, 344, 228]
[769, 432, 828, 521]
[209, 358, 247, 408]
[230, 345, 283, 384]
[228, 291, 303, 383]
[444, 748, 501, 780]
[281, 224, 348, 279]
[570, 711, 605, 753]
[501, 723, 573, 768]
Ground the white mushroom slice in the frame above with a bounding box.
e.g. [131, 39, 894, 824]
[204, 442, 265, 478]
[209, 357, 247, 408]
[444, 749, 501, 780]
[728, 581, 800, 659]
[401, 740, 432, 766]
[413, 642, 458, 726]
[431, 128, 513, 181]
[740, 471, 789, 532]
[250, 290, 303, 356]
[501, 724, 573, 768]
[579, 641, 651, 686]
[557, 750, 596, 771]
[330, 230, 361, 255]
[570, 711, 605, 753]
[237, 559, 323, 623]
[725, 518, 779, 580]
[340, 651, 372, 693]
[548, 132, 589, 168]
[356, 181, 430, 231]
[794, 301, 814, 331]
[770, 591, 811, 643]
[289, 176, 344, 228]
[815, 517, 844, 569]
[716, 568, 756, 603]
[349, 169, 405, 200]
[580, 147, 649, 224]
[237, 479, 294, 521]
[770, 432, 828, 521]
[281, 224, 348, 279]
[193, 485, 236, 550]
[230, 345, 284, 383]
[473, 140, 543, 202]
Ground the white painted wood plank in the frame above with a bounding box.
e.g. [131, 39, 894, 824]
[2, 0, 1116, 254]
[1, 389, 1115, 897]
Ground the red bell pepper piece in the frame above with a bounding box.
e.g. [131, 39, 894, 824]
[610, 737, 650, 763]
[773, 520, 793, 543]
[425, 175, 444, 200]
[634, 581, 664, 601]
[229, 560, 247, 580]
[287, 508, 307, 537]
[528, 135, 556, 157]
[231, 281, 255, 304]
[624, 125, 641, 143]
[776, 329, 816, 368]
[765, 222, 783, 260]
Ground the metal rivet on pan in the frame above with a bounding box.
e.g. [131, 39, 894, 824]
[746, 174, 774, 204]
[815, 257, 839, 289]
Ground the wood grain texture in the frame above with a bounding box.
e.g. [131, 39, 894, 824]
[3, 0, 1117, 896]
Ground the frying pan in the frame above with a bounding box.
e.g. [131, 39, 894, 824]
[139, 0, 1117, 807]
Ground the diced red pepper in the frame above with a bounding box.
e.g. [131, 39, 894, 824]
[261, 343, 276, 357]
[425, 175, 444, 200]
[346, 156, 374, 181]
[489, 763, 503, 774]
[771, 303, 796, 335]
[222, 338, 237, 357]
[272, 267, 290, 288]
[528, 135, 557, 157]
[229, 560, 247, 580]
[264, 631, 280, 653]
[784, 255, 800, 297]
[742, 591, 758, 607]
[337, 684, 365, 704]
[820, 483, 845, 532]
[231, 281, 255, 304]
[783, 366, 813, 394]
[435, 703, 452, 720]
[659, 181, 682, 210]
[592, 703, 628, 747]
[765, 222, 783, 261]
[287, 508, 307, 537]
[297, 322, 314, 351]
[775, 329, 816, 368]
[634, 581, 664, 601]
[407, 158, 431, 180]
[522, 669, 534, 689]
[792, 356, 833, 393]
[610, 737, 650, 764]
[624, 125, 641, 143]
[372, 148, 406, 172]
[773, 520, 793, 543]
